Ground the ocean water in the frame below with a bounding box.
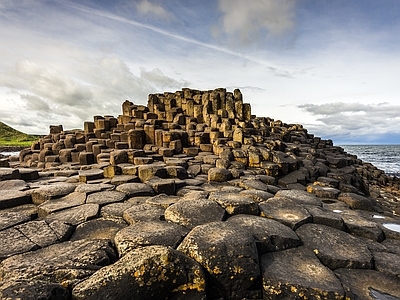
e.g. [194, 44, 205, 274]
[0, 151, 20, 157]
[340, 145, 400, 176]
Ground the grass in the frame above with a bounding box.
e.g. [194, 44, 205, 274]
[0, 121, 43, 147]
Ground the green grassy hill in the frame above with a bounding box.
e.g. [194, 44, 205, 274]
[0, 121, 42, 147]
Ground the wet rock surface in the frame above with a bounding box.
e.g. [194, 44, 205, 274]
[1, 88, 400, 299]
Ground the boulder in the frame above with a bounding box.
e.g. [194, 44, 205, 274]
[72, 245, 206, 300]
[177, 221, 260, 299]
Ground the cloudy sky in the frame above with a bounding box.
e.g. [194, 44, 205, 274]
[1, 0, 400, 145]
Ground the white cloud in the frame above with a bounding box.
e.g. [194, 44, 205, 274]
[298, 102, 400, 143]
[216, 0, 296, 44]
[0, 54, 192, 134]
[136, 0, 174, 21]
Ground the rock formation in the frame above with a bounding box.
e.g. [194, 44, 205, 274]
[0, 88, 400, 299]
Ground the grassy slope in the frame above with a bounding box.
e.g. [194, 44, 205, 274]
[0, 121, 42, 147]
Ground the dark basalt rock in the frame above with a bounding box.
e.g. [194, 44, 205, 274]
[226, 214, 301, 253]
[71, 245, 206, 300]
[0, 239, 116, 288]
[296, 223, 373, 270]
[178, 221, 261, 299]
[1, 87, 400, 299]
[259, 197, 312, 230]
[260, 247, 345, 299]
[114, 220, 188, 256]
[334, 268, 400, 299]
[0, 279, 69, 300]
[164, 198, 226, 229]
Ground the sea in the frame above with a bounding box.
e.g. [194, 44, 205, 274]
[340, 145, 400, 177]
[1, 145, 399, 177]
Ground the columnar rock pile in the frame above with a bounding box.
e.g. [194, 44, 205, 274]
[1, 88, 400, 299]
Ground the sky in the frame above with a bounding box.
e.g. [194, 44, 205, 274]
[1, 0, 400, 145]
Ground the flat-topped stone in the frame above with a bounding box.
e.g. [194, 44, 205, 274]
[261, 247, 345, 299]
[275, 189, 322, 206]
[0, 168, 20, 180]
[0, 211, 32, 231]
[338, 192, 378, 211]
[45, 203, 99, 226]
[208, 191, 259, 215]
[78, 169, 104, 183]
[334, 268, 400, 299]
[227, 214, 301, 253]
[123, 203, 165, 224]
[115, 182, 155, 197]
[30, 182, 77, 205]
[70, 218, 127, 242]
[0, 190, 31, 209]
[165, 198, 226, 229]
[0, 179, 29, 191]
[86, 190, 127, 206]
[37, 191, 86, 217]
[259, 197, 312, 230]
[114, 220, 187, 256]
[296, 223, 373, 270]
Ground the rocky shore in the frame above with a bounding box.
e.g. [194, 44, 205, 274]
[1, 88, 400, 299]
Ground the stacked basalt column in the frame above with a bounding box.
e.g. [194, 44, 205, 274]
[18, 88, 318, 180]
